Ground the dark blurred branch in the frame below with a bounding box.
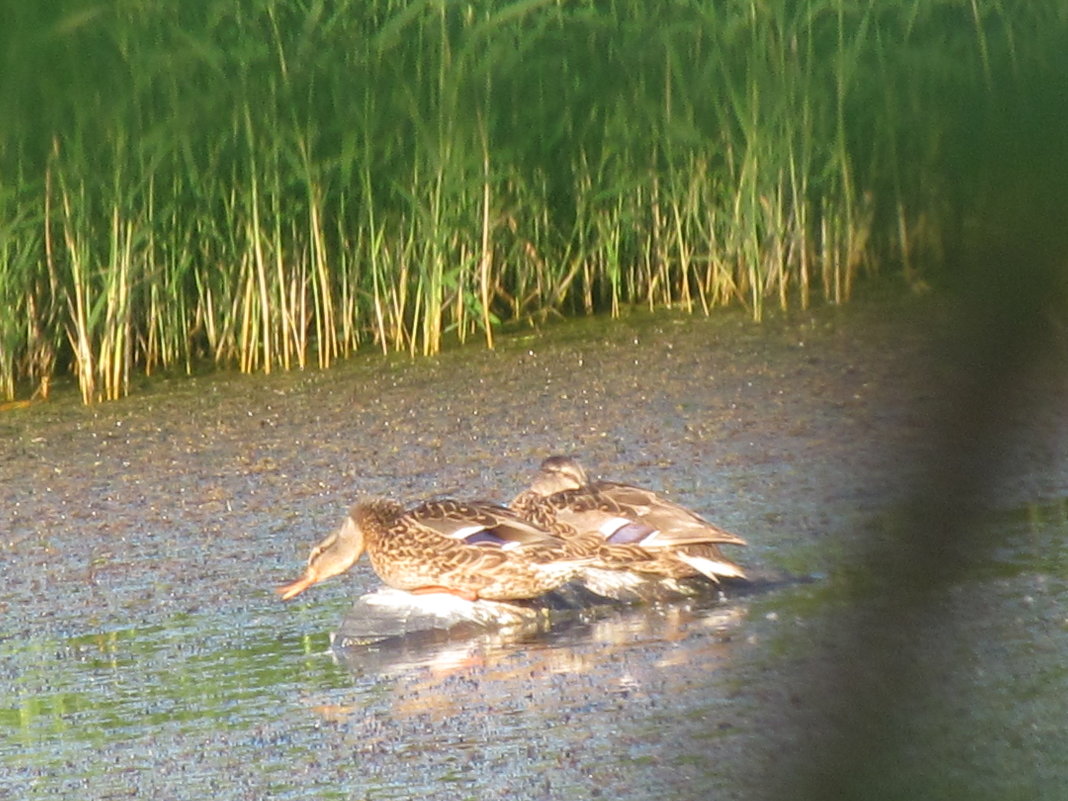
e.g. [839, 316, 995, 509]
[773, 48, 1068, 801]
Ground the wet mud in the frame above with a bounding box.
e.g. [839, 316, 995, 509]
[2, 290, 1067, 799]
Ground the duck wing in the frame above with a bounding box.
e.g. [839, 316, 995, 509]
[408, 499, 566, 550]
[566, 481, 747, 548]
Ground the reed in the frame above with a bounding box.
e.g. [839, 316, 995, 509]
[0, 0, 1061, 401]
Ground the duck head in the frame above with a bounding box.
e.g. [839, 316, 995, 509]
[276, 513, 367, 600]
[528, 455, 590, 496]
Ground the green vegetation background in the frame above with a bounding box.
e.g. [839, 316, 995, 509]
[1, 0, 1064, 402]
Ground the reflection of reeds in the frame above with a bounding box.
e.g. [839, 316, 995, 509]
[0, 0, 1054, 401]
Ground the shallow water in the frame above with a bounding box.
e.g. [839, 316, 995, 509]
[2, 295, 1067, 799]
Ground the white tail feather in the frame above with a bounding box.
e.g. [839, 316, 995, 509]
[674, 552, 746, 581]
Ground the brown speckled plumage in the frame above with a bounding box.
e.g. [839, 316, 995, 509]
[278, 497, 592, 601]
[511, 455, 747, 582]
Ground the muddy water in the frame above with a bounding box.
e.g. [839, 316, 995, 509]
[2, 294, 1067, 799]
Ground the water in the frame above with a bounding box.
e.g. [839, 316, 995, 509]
[1, 588, 752, 798]
[2, 296, 1067, 799]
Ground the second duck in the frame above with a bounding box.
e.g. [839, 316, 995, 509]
[511, 455, 747, 582]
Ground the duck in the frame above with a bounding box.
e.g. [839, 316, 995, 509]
[510, 455, 747, 582]
[276, 497, 596, 602]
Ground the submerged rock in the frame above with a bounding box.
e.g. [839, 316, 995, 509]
[326, 573, 799, 674]
[331, 584, 604, 650]
[330, 572, 743, 649]
[328, 587, 573, 673]
[332, 588, 551, 648]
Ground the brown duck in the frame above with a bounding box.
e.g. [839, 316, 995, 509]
[511, 455, 747, 581]
[276, 497, 594, 601]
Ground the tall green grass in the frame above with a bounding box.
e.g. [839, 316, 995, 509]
[0, 0, 1062, 401]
